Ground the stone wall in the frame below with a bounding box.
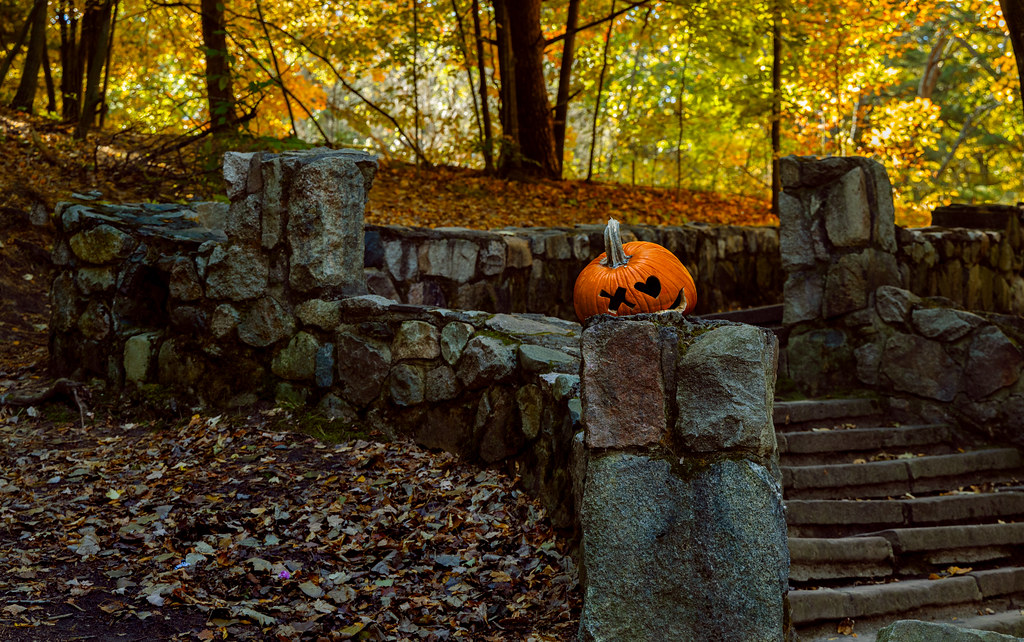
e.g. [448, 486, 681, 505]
[48, 149, 582, 527]
[779, 155, 1024, 443]
[364, 221, 783, 318]
[576, 312, 789, 640]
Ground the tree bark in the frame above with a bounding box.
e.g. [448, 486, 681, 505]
[0, 0, 40, 91]
[771, 0, 782, 216]
[505, 0, 559, 178]
[200, 0, 237, 132]
[77, 0, 116, 137]
[472, 0, 494, 172]
[586, 0, 615, 182]
[493, 0, 518, 170]
[1000, 0, 1024, 109]
[553, 0, 579, 174]
[10, 0, 48, 113]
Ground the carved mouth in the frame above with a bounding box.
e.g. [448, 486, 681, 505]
[669, 290, 687, 312]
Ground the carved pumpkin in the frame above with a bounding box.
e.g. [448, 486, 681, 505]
[573, 218, 697, 322]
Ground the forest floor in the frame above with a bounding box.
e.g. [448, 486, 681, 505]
[0, 107, 773, 640]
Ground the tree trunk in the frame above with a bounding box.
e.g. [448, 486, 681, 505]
[77, 0, 115, 137]
[771, 0, 782, 217]
[42, 38, 57, 112]
[200, 0, 236, 132]
[472, 0, 494, 172]
[0, 0, 40, 91]
[504, 0, 559, 178]
[918, 27, 949, 100]
[586, 0, 615, 182]
[552, 0, 579, 175]
[1000, 0, 1024, 109]
[10, 0, 48, 113]
[493, 0, 518, 171]
[59, 0, 83, 122]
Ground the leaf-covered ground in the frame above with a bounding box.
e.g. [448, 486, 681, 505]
[0, 402, 579, 640]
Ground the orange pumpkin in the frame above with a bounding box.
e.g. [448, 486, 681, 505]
[573, 218, 697, 322]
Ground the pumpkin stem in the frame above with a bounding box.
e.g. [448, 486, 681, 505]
[601, 218, 630, 268]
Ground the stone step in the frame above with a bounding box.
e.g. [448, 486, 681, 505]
[863, 523, 1024, 570]
[779, 423, 955, 466]
[790, 523, 1024, 584]
[783, 448, 1024, 500]
[786, 493, 1024, 537]
[796, 608, 1024, 642]
[791, 567, 1024, 639]
[773, 397, 880, 429]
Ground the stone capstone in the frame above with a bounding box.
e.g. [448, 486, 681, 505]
[456, 335, 518, 389]
[824, 167, 872, 248]
[675, 324, 778, 457]
[581, 319, 665, 449]
[579, 454, 788, 642]
[271, 331, 320, 380]
[69, 224, 136, 264]
[518, 344, 577, 373]
[286, 155, 369, 295]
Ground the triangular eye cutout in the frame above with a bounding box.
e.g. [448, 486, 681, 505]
[634, 276, 661, 299]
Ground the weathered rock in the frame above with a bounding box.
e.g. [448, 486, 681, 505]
[168, 258, 203, 301]
[579, 454, 788, 642]
[223, 151, 255, 200]
[237, 297, 294, 347]
[476, 387, 521, 462]
[485, 313, 576, 337]
[335, 333, 391, 406]
[581, 319, 665, 449]
[518, 344, 576, 373]
[911, 307, 983, 342]
[76, 267, 116, 294]
[69, 224, 136, 264]
[479, 240, 506, 276]
[876, 285, 920, 324]
[424, 364, 458, 402]
[286, 155, 370, 296]
[124, 332, 161, 383]
[295, 299, 343, 331]
[392, 320, 441, 360]
[418, 239, 479, 284]
[157, 338, 203, 387]
[824, 167, 871, 248]
[169, 306, 206, 334]
[779, 193, 814, 269]
[965, 326, 1023, 400]
[271, 331, 320, 380]
[783, 270, 823, 324]
[315, 343, 335, 388]
[881, 334, 959, 402]
[516, 384, 544, 440]
[675, 324, 778, 457]
[876, 620, 1021, 642]
[384, 240, 419, 281]
[406, 281, 447, 307]
[504, 236, 533, 268]
[456, 335, 518, 389]
[389, 363, 425, 406]
[440, 322, 474, 364]
[210, 304, 239, 340]
[365, 268, 399, 301]
[78, 300, 112, 341]
[205, 245, 269, 300]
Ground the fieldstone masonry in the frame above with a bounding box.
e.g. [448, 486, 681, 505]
[780, 156, 1024, 444]
[577, 313, 789, 641]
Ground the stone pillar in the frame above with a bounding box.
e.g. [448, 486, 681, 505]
[779, 156, 901, 394]
[577, 313, 789, 642]
[222, 148, 377, 298]
[779, 155, 899, 325]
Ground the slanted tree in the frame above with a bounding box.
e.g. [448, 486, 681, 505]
[9, 0, 48, 113]
[1000, 0, 1024, 109]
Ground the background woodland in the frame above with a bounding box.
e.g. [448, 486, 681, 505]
[0, 0, 1022, 227]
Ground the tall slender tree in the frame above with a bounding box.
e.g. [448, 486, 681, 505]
[10, 0, 48, 112]
[200, 0, 237, 132]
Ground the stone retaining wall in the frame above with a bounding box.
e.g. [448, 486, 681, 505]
[780, 155, 1024, 444]
[364, 221, 782, 318]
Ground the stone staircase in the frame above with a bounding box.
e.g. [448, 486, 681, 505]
[778, 398, 1024, 641]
